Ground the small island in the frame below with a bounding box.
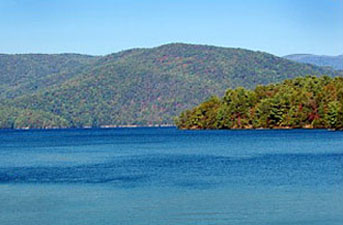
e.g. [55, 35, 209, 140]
[175, 76, 343, 130]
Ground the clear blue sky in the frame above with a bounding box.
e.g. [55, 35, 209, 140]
[0, 0, 342, 56]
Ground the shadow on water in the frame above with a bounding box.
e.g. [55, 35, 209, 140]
[1, 153, 342, 189]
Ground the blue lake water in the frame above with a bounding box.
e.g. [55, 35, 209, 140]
[0, 128, 342, 225]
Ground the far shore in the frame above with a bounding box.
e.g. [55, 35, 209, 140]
[1, 125, 341, 131]
[1, 124, 175, 131]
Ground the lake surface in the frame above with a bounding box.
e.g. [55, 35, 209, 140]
[0, 128, 342, 225]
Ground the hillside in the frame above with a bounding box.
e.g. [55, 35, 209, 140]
[176, 76, 343, 130]
[1, 43, 342, 128]
[0, 53, 99, 99]
[284, 54, 343, 70]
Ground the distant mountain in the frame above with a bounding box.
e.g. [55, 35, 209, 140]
[284, 54, 343, 70]
[1, 43, 342, 128]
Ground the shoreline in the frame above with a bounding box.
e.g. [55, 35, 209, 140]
[179, 126, 342, 131]
[0, 124, 176, 131]
[0, 126, 341, 131]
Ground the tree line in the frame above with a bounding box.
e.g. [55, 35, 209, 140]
[175, 76, 343, 130]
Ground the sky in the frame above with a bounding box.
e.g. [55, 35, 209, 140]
[0, 0, 342, 56]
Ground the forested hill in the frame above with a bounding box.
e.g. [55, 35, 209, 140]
[176, 76, 343, 130]
[284, 54, 343, 70]
[0, 53, 99, 98]
[0, 43, 342, 129]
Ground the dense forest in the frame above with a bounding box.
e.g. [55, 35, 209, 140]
[175, 76, 343, 130]
[1, 43, 342, 129]
[0, 53, 99, 99]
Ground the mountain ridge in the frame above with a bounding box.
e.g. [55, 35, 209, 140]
[284, 54, 343, 70]
[1, 43, 342, 128]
